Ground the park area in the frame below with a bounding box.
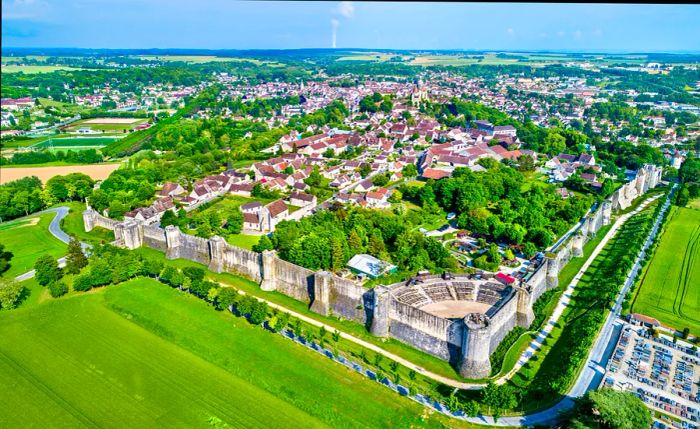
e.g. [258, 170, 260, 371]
[632, 205, 700, 336]
[0, 277, 470, 429]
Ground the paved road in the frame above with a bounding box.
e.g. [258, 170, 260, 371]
[12, 206, 89, 282]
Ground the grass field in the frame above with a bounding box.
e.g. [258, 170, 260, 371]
[33, 137, 118, 149]
[0, 213, 67, 278]
[632, 205, 700, 335]
[0, 277, 478, 428]
[64, 118, 148, 133]
[1, 65, 87, 74]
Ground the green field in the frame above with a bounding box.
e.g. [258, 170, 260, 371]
[33, 137, 118, 149]
[64, 118, 148, 133]
[0, 213, 67, 278]
[0, 277, 474, 428]
[1, 65, 88, 74]
[632, 206, 700, 335]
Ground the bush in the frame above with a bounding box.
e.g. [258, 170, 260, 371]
[72, 274, 93, 292]
[48, 281, 68, 298]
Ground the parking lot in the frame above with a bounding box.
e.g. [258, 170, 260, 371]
[605, 324, 700, 426]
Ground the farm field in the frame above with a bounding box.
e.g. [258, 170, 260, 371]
[0, 278, 474, 429]
[0, 213, 67, 279]
[0, 163, 121, 184]
[632, 205, 700, 335]
[1, 65, 88, 74]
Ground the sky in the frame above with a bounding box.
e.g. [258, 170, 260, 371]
[2, 1, 700, 53]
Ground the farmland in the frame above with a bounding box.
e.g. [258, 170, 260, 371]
[1, 65, 88, 74]
[0, 213, 67, 278]
[632, 205, 700, 335]
[0, 163, 122, 184]
[0, 277, 475, 428]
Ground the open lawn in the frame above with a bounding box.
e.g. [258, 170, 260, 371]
[57, 201, 115, 245]
[0, 277, 476, 428]
[0, 213, 67, 278]
[64, 118, 148, 133]
[226, 233, 262, 250]
[0, 163, 121, 184]
[632, 206, 700, 335]
[33, 137, 118, 149]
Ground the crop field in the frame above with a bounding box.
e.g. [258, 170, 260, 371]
[0, 213, 67, 278]
[1, 65, 87, 74]
[0, 163, 122, 184]
[0, 278, 471, 429]
[632, 206, 700, 335]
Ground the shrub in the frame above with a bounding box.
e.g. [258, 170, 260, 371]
[48, 281, 68, 298]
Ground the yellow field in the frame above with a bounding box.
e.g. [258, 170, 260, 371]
[0, 163, 121, 184]
[137, 55, 271, 65]
[1, 65, 88, 74]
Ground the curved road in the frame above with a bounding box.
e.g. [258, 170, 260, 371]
[13, 206, 89, 282]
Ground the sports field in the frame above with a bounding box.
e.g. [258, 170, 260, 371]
[632, 206, 700, 335]
[0, 278, 471, 428]
[0, 213, 67, 278]
[64, 118, 149, 133]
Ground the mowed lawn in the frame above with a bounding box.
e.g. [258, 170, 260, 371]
[0, 213, 67, 278]
[0, 278, 470, 429]
[633, 206, 700, 335]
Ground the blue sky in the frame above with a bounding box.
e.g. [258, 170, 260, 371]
[2, 1, 699, 52]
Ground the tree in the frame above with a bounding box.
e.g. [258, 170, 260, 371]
[252, 235, 274, 253]
[65, 238, 88, 274]
[226, 211, 243, 234]
[0, 278, 25, 310]
[48, 281, 68, 298]
[0, 244, 13, 275]
[160, 209, 180, 228]
[34, 255, 62, 286]
[216, 287, 239, 311]
[564, 388, 651, 429]
[402, 164, 418, 178]
[249, 299, 268, 324]
[358, 163, 372, 178]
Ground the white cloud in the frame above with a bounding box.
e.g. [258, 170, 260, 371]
[507, 28, 514, 36]
[337, 1, 354, 19]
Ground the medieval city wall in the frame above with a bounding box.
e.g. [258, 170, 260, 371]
[486, 293, 518, 353]
[272, 257, 315, 304]
[143, 224, 167, 251]
[327, 273, 370, 323]
[219, 242, 263, 282]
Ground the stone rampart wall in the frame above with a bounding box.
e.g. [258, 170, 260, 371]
[273, 258, 314, 303]
[220, 242, 263, 282]
[143, 224, 167, 251]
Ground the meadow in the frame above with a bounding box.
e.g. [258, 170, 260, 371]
[0, 277, 477, 428]
[0, 213, 67, 278]
[33, 137, 118, 149]
[64, 118, 149, 133]
[632, 205, 700, 335]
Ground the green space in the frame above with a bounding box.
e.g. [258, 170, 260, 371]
[0, 277, 477, 428]
[133, 246, 467, 383]
[33, 137, 118, 149]
[1, 65, 88, 74]
[632, 205, 700, 335]
[64, 118, 148, 133]
[0, 213, 67, 279]
[225, 233, 262, 250]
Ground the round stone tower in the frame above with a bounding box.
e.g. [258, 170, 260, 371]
[459, 313, 492, 379]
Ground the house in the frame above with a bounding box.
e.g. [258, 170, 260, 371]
[578, 153, 595, 166]
[365, 188, 391, 208]
[124, 197, 175, 226]
[229, 183, 254, 197]
[289, 191, 317, 207]
[354, 179, 374, 193]
[422, 168, 451, 180]
[262, 199, 289, 231]
[242, 212, 261, 231]
[159, 182, 185, 198]
[493, 125, 517, 137]
[495, 272, 516, 286]
[240, 201, 263, 214]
